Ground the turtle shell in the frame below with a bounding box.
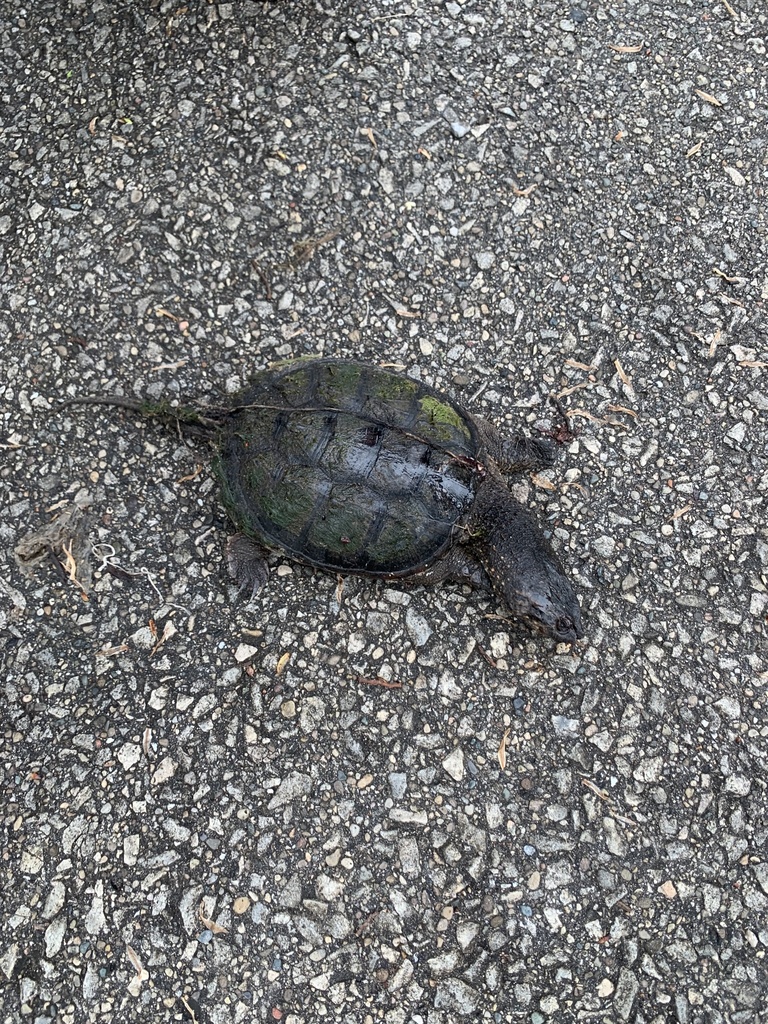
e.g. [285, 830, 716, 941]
[213, 359, 482, 576]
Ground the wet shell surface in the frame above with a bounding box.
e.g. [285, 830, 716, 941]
[214, 359, 482, 576]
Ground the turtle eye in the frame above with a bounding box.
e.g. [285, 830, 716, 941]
[555, 615, 574, 636]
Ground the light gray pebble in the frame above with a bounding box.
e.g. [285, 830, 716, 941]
[268, 771, 313, 809]
[475, 251, 495, 269]
[592, 535, 616, 558]
[405, 606, 432, 646]
[398, 836, 421, 876]
[633, 756, 664, 783]
[389, 772, 407, 800]
[456, 921, 480, 950]
[675, 993, 691, 1023]
[613, 967, 639, 1020]
[551, 716, 580, 737]
[442, 746, 465, 782]
[544, 859, 573, 888]
[44, 916, 67, 958]
[278, 875, 302, 909]
[378, 167, 395, 194]
[449, 121, 471, 139]
[427, 950, 462, 977]
[42, 882, 66, 920]
[753, 864, 768, 895]
[434, 978, 480, 1015]
[724, 775, 751, 796]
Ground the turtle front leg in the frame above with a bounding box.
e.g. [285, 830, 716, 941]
[399, 545, 493, 594]
[227, 533, 270, 599]
[472, 416, 555, 472]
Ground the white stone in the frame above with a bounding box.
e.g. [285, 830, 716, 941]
[117, 742, 142, 771]
[234, 643, 258, 663]
[442, 746, 465, 781]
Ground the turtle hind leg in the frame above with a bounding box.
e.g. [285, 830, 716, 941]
[227, 534, 270, 599]
[473, 416, 555, 472]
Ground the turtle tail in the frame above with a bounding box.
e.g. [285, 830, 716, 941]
[59, 394, 228, 440]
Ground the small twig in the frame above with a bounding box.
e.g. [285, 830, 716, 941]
[476, 646, 498, 669]
[546, 395, 577, 443]
[251, 259, 273, 300]
[45, 544, 70, 587]
[356, 675, 403, 689]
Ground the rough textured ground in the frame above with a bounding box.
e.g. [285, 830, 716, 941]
[1, 1, 767, 1022]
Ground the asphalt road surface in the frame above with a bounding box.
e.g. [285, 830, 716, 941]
[1, 2, 766, 1022]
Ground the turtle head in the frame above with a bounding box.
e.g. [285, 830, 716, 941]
[481, 493, 585, 644]
[503, 560, 584, 644]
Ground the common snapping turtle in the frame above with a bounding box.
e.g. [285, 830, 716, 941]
[62, 358, 584, 643]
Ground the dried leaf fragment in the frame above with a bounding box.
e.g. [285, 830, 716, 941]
[276, 651, 291, 676]
[556, 381, 592, 398]
[199, 909, 228, 935]
[614, 359, 631, 386]
[62, 540, 89, 598]
[671, 505, 693, 521]
[96, 643, 129, 657]
[694, 88, 722, 107]
[606, 404, 638, 419]
[477, 646, 498, 668]
[565, 359, 597, 372]
[126, 943, 148, 979]
[150, 620, 177, 658]
[582, 778, 609, 800]
[531, 473, 556, 491]
[498, 728, 510, 771]
[151, 358, 189, 372]
[179, 996, 200, 1023]
[280, 230, 339, 269]
[360, 126, 377, 149]
[177, 464, 204, 484]
[569, 408, 609, 424]
[712, 267, 744, 284]
[14, 505, 93, 592]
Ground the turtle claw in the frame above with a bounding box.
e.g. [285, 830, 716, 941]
[227, 533, 269, 600]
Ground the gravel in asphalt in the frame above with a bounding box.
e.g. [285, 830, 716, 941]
[1, 2, 767, 1022]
